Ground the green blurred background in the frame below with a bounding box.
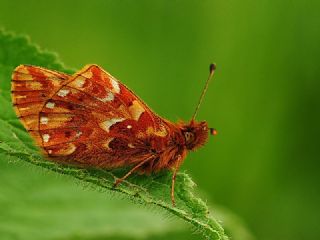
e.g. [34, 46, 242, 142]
[0, 0, 319, 239]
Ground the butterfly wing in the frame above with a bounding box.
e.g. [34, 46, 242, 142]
[11, 65, 70, 143]
[13, 64, 170, 168]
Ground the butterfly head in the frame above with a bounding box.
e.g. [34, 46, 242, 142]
[182, 120, 217, 151]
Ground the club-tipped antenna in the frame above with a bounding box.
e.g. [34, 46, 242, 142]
[191, 63, 216, 120]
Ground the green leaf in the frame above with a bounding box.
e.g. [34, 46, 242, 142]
[0, 30, 228, 240]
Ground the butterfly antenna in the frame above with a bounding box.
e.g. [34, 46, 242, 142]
[191, 63, 216, 120]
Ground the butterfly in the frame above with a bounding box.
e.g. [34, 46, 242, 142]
[11, 63, 217, 206]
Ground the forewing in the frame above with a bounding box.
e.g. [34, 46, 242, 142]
[34, 65, 169, 168]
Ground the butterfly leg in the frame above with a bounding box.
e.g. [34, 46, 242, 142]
[171, 155, 183, 207]
[171, 168, 178, 207]
[113, 155, 154, 187]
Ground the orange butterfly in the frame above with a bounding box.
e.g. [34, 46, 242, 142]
[11, 64, 217, 206]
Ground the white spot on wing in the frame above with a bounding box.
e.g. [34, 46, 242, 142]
[128, 143, 135, 148]
[62, 143, 76, 155]
[18, 66, 29, 74]
[40, 116, 48, 124]
[82, 70, 93, 78]
[155, 124, 168, 137]
[98, 92, 114, 102]
[45, 102, 55, 109]
[110, 78, 120, 93]
[15, 95, 26, 99]
[76, 131, 82, 138]
[26, 81, 42, 90]
[102, 138, 114, 150]
[57, 89, 70, 97]
[127, 125, 132, 129]
[42, 134, 50, 143]
[99, 118, 125, 132]
[19, 107, 29, 111]
[129, 100, 145, 121]
[74, 76, 86, 88]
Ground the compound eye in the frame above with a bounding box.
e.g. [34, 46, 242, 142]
[184, 131, 195, 143]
